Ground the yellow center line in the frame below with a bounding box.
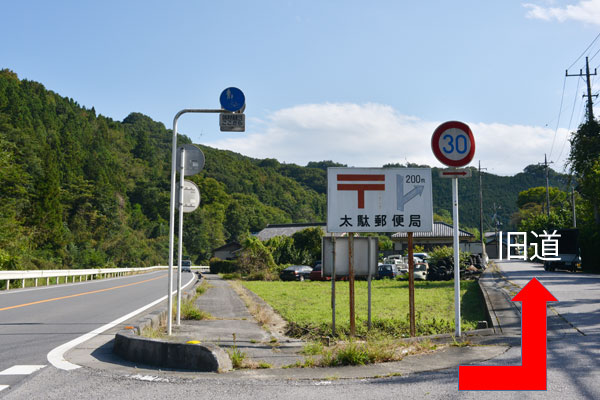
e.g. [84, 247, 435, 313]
[0, 274, 166, 312]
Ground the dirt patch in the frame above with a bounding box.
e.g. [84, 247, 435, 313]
[228, 280, 289, 341]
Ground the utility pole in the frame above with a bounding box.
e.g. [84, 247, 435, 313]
[544, 154, 552, 220]
[566, 56, 598, 123]
[537, 155, 553, 219]
[572, 186, 577, 228]
[478, 161, 487, 264]
[492, 203, 501, 259]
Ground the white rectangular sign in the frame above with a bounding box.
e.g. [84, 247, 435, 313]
[327, 167, 433, 233]
[322, 236, 378, 277]
[439, 168, 472, 178]
[220, 113, 245, 132]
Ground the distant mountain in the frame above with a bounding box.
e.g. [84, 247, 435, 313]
[0, 69, 567, 270]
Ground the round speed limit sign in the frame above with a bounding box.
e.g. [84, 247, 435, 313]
[431, 121, 475, 167]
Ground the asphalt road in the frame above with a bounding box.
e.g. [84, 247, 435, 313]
[3, 260, 600, 399]
[0, 270, 194, 393]
[495, 259, 600, 334]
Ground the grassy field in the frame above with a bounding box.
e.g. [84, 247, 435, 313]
[241, 279, 486, 338]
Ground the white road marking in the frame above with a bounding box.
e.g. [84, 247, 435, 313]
[129, 374, 170, 382]
[0, 365, 46, 375]
[0, 385, 9, 391]
[47, 273, 196, 370]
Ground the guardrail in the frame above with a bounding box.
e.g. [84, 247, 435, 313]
[0, 265, 210, 291]
[0, 266, 169, 291]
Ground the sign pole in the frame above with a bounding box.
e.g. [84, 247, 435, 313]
[431, 121, 474, 338]
[331, 234, 336, 337]
[408, 232, 416, 337]
[176, 147, 185, 326]
[367, 237, 372, 331]
[452, 177, 461, 337]
[348, 233, 356, 337]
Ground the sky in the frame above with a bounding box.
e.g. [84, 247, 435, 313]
[3, 1, 600, 176]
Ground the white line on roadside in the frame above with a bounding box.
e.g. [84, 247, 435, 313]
[0, 385, 8, 391]
[47, 273, 196, 371]
[0, 365, 46, 375]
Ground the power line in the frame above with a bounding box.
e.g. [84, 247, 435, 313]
[549, 76, 567, 160]
[568, 32, 600, 70]
[590, 46, 600, 62]
[556, 77, 582, 163]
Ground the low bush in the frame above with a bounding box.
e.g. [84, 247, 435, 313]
[209, 258, 239, 274]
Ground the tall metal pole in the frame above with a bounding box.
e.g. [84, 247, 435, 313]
[452, 177, 461, 337]
[479, 161, 486, 264]
[167, 114, 181, 335]
[168, 108, 226, 336]
[545, 154, 551, 220]
[572, 187, 577, 228]
[176, 147, 185, 325]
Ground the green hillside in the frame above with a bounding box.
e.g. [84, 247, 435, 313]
[0, 69, 568, 270]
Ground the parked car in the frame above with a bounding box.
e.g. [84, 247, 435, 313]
[280, 265, 313, 281]
[376, 264, 398, 279]
[413, 252, 429, 261]
[182, 260, 192, 273]
[310, 263, 330, 281]
[543, 229, 582, 272]
[414, 262, 428, 280]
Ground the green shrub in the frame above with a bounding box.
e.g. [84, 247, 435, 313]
[209, 257, 239, 274]
[428, 246, 471, 269]
[221, 272, 242, 280]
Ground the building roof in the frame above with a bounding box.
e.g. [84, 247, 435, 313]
[391, 222, 474, 239]
[255, 223, 327, 241]
[212, 242, 242, 252]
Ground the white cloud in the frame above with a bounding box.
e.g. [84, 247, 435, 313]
[206, 103, 572, 176]
[524, 1, 600, 25]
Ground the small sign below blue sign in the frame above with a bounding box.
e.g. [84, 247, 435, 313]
[219, 87, 245, 112]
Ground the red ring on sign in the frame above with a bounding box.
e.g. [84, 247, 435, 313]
[431, 121, 475, 167]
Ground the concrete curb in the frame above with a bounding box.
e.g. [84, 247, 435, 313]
[477, 267, 499, 333]
[477, 263, 522, 335]
[113, 329, 231, 372]
[112, 275, 233, 372]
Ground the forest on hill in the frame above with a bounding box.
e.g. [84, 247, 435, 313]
[0, 69, 568, 270]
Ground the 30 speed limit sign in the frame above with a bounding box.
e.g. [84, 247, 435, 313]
[431, 121, 475, 167]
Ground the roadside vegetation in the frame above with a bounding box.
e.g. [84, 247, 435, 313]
[288, 337, 440, 368]
[241, 279, 485, 339]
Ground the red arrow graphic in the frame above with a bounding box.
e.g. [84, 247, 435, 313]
[459, 278, 557, 391]
[442, 171, 467, 176]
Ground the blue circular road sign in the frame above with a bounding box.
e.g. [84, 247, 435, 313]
[219, 87, 245, 112]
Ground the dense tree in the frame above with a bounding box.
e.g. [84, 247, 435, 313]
[0, 69, 574, 271]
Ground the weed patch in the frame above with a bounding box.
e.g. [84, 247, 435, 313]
[140, 325, 166, 339]
[179, 297, 212, 320]
[195, 280, 213, 296]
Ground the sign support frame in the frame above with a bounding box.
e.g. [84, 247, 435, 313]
[408, 232, 416, 337]
[452, 177, 461, 337]
[348, 233, 356, 337]
[331, 234, 336, 337]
